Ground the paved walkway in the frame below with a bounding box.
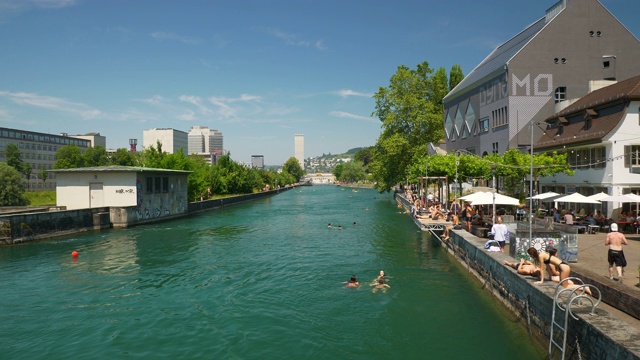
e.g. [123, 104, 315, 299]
[572, 230, 639, 293]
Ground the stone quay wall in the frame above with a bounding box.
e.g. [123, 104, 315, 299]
[394, 192, 640, 359]
[0, 207, 111, 245]
[0, 186, 296, 244]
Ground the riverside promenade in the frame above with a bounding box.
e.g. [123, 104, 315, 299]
[395, 192, 640, 359]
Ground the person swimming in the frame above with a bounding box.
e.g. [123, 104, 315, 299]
[345, 275, 359, 288]
[371, 277, 390, 293]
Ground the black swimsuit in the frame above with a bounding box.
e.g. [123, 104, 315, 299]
[544, 255, 568, 267]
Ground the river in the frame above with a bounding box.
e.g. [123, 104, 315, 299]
[0, 185, 544, 359]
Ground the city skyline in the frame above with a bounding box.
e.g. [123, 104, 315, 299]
[2, 0, 640, 164]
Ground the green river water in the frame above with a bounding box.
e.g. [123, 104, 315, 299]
[0, 186, 545, 359]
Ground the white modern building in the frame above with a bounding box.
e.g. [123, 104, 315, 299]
[294, 134, 304, 169]
[187, 126, 224, 155]
[143, 128, 188, 155]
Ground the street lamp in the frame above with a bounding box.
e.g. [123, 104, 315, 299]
[529, 120, 534, 247]
[492, 163, 497, 224]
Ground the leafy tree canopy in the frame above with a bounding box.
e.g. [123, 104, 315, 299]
[0, 162, 29, 206]
[283, 157, 304, 182]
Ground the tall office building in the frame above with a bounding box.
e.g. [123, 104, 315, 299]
[294, 134, 304, 169]
[251, 155, 264, 169]
[0, 127, 92, 190]
[187, 126, 224, 155]
[143, 128, 188, 155]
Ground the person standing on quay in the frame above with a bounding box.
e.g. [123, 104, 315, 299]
[605, 223, 628, 281]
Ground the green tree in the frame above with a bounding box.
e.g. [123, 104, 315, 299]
[22, 163, 32, 191]
[82, 146, 109, 167]
[432, 67, 449, 108]
[0, 162, 29, 206]
[39, 168, 49, 188]
[449, 64, 464, 91]
[333, 163, 344, 180]
[370, 61, 447, 191]
[354, 147, 374, 168]
[54, 145, 84, 169]
[338, 161, 367, 183]
[5, 143, 24, 170]
[283, 157, 304, 182]
[110, 148, 137, 166]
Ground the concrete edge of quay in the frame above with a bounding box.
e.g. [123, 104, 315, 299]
[395, 192, 640, 360]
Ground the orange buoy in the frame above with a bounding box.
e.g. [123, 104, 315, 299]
[71, 251, 79, 257]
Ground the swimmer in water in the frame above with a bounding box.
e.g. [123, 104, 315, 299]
[345, 275, 359, 288]
[328, 223, 332, 228]
[371, 278, 390, 293]
[337, 225, 342, 230]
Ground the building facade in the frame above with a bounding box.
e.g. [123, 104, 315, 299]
[51, 166, 190, 218]
[443, 0, 640, 157]
[294, 134, 304, 169]
[538, 75, 640, 217]
[0, 127, 92, 190]
[187, 126, 224, 155]
[143, 128, 188, 155]
[71, 132, 107, 148]
[251, 155, 264, 169]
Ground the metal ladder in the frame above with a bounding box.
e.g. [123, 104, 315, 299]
[549, 277, 601, 360]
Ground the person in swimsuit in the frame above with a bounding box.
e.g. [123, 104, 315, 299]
[503, 259, 540, 277]
[605, 222, 628, 280]
[527, 247, 591, 295]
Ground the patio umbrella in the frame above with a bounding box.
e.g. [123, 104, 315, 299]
[599, 194, 638, 203]
[526, 191, 560, 200]
[462, 191, 520, 206]
[587, 192, 610, 201]
[553, 193, 601, 204]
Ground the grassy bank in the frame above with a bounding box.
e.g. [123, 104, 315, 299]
[24, 191, 56, 206]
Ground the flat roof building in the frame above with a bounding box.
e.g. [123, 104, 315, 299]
[143, 128, 188, 155]
[0, 127, 92, 190]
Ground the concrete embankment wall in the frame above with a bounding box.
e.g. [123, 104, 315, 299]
[0, 186, 296, 244]
[0, 207, 111, 245]
[394, 192, 640, 359]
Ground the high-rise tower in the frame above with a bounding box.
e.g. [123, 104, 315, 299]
[294, 134, 304, 169]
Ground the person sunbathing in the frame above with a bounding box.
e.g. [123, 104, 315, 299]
[503, 259, 541, 277]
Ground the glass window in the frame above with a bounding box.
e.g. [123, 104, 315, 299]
[154, 177, 161, 193]
[555, 87, 566, 103]
[162, 177, 169, 193]
[479, 118, 489, 134]
[146, 177, 153, 193]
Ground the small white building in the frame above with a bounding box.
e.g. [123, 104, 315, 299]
[50, 166, 191, 223]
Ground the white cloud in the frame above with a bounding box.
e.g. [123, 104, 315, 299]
[335, 89, 373, 98]
[330, 110, 378, 124]
[0, 0, 76, 18]
[267, 28, 326, 50]
[0, 91, 101, 119]
[179, 95, 213, 114]
[150, 31, 202, 45]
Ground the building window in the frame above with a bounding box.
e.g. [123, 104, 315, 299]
[492, 142, 498, 155]
[625, 145, 640, 168]
[162, 177, 169, 193]
[557, 126, 564, 136]
[479, 118, 489, 134]
[146, 177, 153, 193]
[154, 177, 161, 193]
[555, 87, 566, 103]
[603, 61, 610, 68]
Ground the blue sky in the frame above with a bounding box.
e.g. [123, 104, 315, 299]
[2, 0, 640, 165]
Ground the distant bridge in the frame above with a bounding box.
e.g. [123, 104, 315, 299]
[304, 173, 336, 185]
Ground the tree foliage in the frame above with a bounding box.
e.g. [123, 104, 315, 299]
[337, 161, 367, 183]
[0, 162, 29, 206]
[282, 157, 304, 182]
[449, 64, 464, 91]
[370, 61, 463, 191]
